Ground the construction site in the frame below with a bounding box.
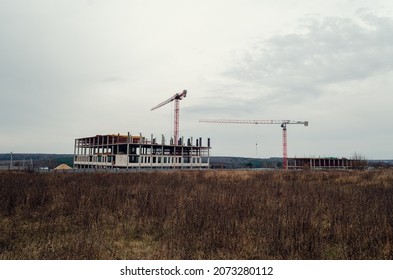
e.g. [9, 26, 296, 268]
[73, 90, 211, 170]
[73, 133, 210, 169]
[72, 89, 367, 171]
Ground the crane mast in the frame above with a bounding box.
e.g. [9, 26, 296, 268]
[281, 123, 288, 170]
[199, 119, 309, 170]
[151, 90, 187, 145]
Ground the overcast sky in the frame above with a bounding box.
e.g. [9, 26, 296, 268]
[1, 0, 392, 159]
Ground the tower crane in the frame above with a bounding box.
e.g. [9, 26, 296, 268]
[199, 119, 309, 170]
[151, 90, 187, 145]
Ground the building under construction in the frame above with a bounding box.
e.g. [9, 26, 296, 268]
[73, 133, 211, 169]
[288, 157, 367, 170]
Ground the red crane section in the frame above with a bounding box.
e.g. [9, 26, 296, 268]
[199, 119, 309, 170]
[151, 90, 187, 145]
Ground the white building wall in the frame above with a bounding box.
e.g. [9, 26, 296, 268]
[115, 155, 128, 167]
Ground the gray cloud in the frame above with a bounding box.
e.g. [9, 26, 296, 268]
[194, 12, 393, 158]
[186, 12, 393, 122]
[227, 13, 393, 99]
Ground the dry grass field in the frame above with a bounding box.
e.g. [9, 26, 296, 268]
[1, 169, 393, 259]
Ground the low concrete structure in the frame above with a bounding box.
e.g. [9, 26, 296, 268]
[288, 157, 367, 170]
[74, 133, 211, 169]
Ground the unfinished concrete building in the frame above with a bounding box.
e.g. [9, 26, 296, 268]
[288, 157, 367, 170]
[73, 133, 211, 169]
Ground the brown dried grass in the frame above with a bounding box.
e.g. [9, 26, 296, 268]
[0, 169, 393, 259]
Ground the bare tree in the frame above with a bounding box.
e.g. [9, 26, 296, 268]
[351, 152, 368, 169]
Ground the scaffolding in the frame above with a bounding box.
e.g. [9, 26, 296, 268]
[73, 133, 211, 169]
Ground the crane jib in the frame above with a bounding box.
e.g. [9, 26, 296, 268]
[150, 90, 188, 145]
[198, 118, 309, 170]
